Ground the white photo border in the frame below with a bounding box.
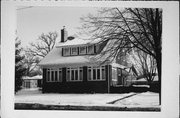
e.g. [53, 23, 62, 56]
[1, 1, 179, 118]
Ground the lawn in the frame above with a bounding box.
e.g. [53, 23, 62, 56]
[15, 88, 160, 111]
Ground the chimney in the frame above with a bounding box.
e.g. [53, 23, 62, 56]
[61, 26, 68, 42]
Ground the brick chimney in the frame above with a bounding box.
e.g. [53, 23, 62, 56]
[61, 26, 68, 42]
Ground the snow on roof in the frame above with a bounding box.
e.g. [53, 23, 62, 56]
[111, 63, 127, 69]
[132, 76, 159, 82]
[39, 39, 123, 67]
[56, 37, 102, 47]
[22, 75, 42, 80]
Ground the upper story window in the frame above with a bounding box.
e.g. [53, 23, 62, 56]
[63, 47, 70, 56]
[62, 44, 97, 56]
[79, 46, 86, 55]
[87, 45, 94, 54]
[95, 44, 100, 53]
[71, 47, 78, 55]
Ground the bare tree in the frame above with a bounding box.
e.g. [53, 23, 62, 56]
[24, 31, 58, 76]
[79, 8, 162, 104]
[27, 32, 58, 58]
[23, 51, 41, 76]
[128, 49, 157, 87]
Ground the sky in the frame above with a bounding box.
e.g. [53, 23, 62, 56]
[17, 6, 100, 47]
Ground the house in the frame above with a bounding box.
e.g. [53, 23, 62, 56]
[39, 27, 135, 93]
[22, 75, 42, 89]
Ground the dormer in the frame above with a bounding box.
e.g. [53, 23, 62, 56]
[58, 27, 107, 57]
[61, 43, 103, 57]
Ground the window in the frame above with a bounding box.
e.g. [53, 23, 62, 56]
[93, 68, 96, 80]
[55, 71, 58, 81]
[87, 45, 94, 54]
[79, 46, 86, 55]
[46, 68, 62, 82]
[66, 67, 83, 81]
[63, 47, 70, 56]
[112, 67, 117, 81]
[97, 68, 100, 80]
[58, 68, 63, 82]
[66, 68, 70, 81]
[79, 67, 83, 81]
[47, 69, 50, 82]
[102, 66, 106, 80]
[88, 67, 92, 80]
[51, 71, 54, 81]
[95, 44, 100, 53]
[88, 66, 106, 81]
[71, 47, 78, 55]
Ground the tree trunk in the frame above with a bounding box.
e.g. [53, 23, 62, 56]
[156, 51, 161, 105]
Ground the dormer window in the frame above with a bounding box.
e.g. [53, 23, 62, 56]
[71, 47, 78, 55]
[64, 47, 70, 56]
[62, 44, 98, 56]
[95, 44, 100, 53]
[87, 45, 94, 54]
[79, 46, 86, 55]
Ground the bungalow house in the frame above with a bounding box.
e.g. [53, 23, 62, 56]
[39, 27, 135, 93]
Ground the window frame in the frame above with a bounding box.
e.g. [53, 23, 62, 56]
[87, 45, 95, 54]
[71, 47, 78, 55]
[46, 68, 62, 82]
[87, 66, 106, 81]
[63, 47, 71, 56]
[79, 46, 87, 55]
[95, 43, 100, 53]
[66, 67, 83, 82]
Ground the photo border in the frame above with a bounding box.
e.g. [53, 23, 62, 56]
[1, 1, 179, 118]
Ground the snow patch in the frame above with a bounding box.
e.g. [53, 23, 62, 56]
[15, 89, 159, 107]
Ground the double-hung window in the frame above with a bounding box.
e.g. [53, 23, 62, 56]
[101, 66, 106, 80]
[88, 66, 106, 81]
[63, 47, 70, 56]
[66, 67, 83, 81]
[87, 45, 94, 54]
[46, 68, 62, 82]
[79, 46, 86, 55]
[71, 47, 78, 55]
[95, 44, 100, 53]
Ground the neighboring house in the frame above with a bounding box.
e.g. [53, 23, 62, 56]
[22, 75, 42, 89]
[131, 75, 159, 85]
[39, 27, 135, 93]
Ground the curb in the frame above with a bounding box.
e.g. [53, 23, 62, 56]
[15, 103, 160, 111]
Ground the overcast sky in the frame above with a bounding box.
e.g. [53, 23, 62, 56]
[17, 6, 99, 47]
